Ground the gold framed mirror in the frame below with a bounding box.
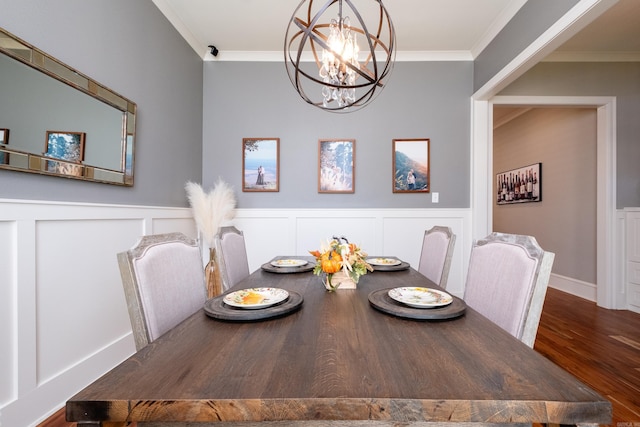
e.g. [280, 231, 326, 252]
[0, 27, 136, 185]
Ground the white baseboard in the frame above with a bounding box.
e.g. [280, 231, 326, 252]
[549, 272, 597, 302]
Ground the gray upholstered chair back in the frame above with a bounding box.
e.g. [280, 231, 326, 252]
[215, 226, 250, 291]
[117, 232, 207, 351]
[463, 232, 555, 347]
[418, 226, 456, 288]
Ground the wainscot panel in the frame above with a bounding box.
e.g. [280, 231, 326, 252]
[0, 199, 471, 427]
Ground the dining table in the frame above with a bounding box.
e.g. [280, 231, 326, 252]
[66, 255, 611, 427]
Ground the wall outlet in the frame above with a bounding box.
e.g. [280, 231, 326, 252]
[432, 192, 439, 203]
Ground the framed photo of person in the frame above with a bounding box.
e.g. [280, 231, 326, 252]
[242, 138, 280, 192]
[393, 138, 430, 193]
[318, 139, 355, 193]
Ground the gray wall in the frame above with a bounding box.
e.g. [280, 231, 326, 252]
[0, 0, 203, 207]
[203, 61, 472, 208]
[499, 62, 640, 208]
[474, 0, 580, 92]
[493, 108, 597, 283]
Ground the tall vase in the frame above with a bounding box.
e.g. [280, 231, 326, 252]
[205, 247, 223, 298]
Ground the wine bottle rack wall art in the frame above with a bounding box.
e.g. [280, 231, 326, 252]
[496, 163, 541, 205]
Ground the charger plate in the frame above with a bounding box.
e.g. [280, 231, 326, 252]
[205, 290, 303, 321]
[261, 262, 315, 274]
[368, 288, 466, 320]
[367, 257, 410, 272]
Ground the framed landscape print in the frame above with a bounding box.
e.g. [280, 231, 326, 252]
[393, 138, 430, 193]
[242, 138, 279, 192]
[318, 139, 355, 193]
[0, 128, 8, 145]
[496, 163, 541, 204]
[44, 131, 85, 162]
[44, 131, 85, 176]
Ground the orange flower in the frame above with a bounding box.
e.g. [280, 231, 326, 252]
[309, 250, 322, 258]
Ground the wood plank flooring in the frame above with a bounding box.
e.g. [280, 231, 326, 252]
[534, 288, 640, 426]
[39, 287, 640, 427]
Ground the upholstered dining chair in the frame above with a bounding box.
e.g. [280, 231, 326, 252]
[418, 226, 456, 288]
[463, 232, 555, 348]
[215, 225, 250, 291]
[117, 232, 207, 351]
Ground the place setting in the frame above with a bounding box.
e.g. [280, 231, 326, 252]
[204, 287, 303, 321]
[368, 286, 466, 320]
[366, 256, 410, 271]
[261, 257, 316, 274]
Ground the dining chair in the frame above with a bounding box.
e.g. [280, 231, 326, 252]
[117, 232, 207, 351]
[215, 225, 250, 291]
[417, 225, 456, 288]
[463, 232, 555, 347]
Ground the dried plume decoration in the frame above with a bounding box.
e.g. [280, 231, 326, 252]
[186, 179, 236, 297]
[185, 179, 236, 248]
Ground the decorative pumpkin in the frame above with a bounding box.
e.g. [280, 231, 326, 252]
[320, 250, 343, 274]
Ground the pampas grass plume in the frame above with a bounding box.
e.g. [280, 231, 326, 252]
[185, 179, 236, 248]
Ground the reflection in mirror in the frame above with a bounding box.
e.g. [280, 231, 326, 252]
[0, 27, 136, 185]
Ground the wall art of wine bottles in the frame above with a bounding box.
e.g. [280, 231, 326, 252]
[496, 163, 541, 205]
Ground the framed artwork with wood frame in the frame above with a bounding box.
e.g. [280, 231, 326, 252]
[0, 128, 8, 165]
[0, 128, 8, 145]
[44, 131, 85, 176]
[242, 138, 280, 192]
[44, 131, 85, 162]
[393, 138, 430, 193]
[318, 139, 355, 193]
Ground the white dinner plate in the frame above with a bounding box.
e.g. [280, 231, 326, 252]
[270, 259, 308, 267]
[367, 257, 401, 266]
[223, 288, 289, 309]
[388, 287, 453, 308]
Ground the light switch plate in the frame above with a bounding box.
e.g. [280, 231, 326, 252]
[432, 192, 439, 203]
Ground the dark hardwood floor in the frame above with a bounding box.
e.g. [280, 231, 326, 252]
[534, 288, 640, 426]
[40, 287, 640, 427]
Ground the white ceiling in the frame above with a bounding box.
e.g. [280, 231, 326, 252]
[152, 0, 527, 60]
[153, 0, 640, 62]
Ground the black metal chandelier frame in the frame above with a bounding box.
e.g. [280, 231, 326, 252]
[284, 0, 396, 113]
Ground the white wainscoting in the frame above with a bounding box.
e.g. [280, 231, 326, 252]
[0, 199, 472, 426]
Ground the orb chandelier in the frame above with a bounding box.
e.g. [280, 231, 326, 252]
[284, 0, 395, 113]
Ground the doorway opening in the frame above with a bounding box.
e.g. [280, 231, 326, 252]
[472, 95, 620, 309]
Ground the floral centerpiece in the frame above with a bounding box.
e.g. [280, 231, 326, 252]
[309, 236, 372, 291]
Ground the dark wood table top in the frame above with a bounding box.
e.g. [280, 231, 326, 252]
[67, 259, 611, 426]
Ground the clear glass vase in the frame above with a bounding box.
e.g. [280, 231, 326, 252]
[205, 247, 223, 298]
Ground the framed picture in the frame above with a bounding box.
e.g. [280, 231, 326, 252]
[393, 138, 430, 193]
[318, 139, 355, 193]
[0, 129, 8, 165]
[242, 138, 279, 192]
[44, 131, 85, 162]
[44, 131, 85, 176]
[496, 163, 541, 205]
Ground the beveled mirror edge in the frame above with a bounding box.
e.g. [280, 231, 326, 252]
[0, 27, 137, 186]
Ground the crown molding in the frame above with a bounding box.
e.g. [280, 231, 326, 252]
[203, 50, 473, 62]
[543, 51, 640, 62]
